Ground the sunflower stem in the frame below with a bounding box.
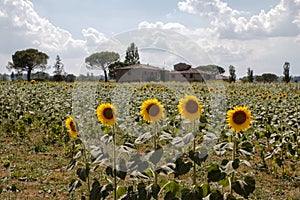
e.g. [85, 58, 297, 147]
[82, 142, 91, 196]
[113, 125, 117, 200]
[153, 123, 158, 187]
[230, 134, 237, 195]
[192, 119, 197, 186]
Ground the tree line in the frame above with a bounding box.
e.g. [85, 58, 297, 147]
[228, 62, 293, 83]
[3, 43, 296, 83]
[5, 42, 140, 82]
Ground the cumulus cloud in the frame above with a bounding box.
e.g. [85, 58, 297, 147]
[82, 27, 108, 51]
[136, 19, 300, 77]
[0, 0, 113, 74]
[0, 0, 118, 58]
[137, 21, 246, 64]
[1, 0, 299, 76]
[178, 0, 300, 39]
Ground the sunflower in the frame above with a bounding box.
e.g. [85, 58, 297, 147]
[226, 106, 252, 133]
[65, 117, 78, 138]
[282, 93, 287, 98]
[140, 99, 164, 123]
[178, 95, 202, 121]
[267, 94, 272, 100]
[96, 103, 117, 126]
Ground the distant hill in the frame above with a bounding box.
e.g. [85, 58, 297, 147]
[196, 65, 225, 74]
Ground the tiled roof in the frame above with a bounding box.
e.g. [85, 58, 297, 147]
[169, 68, 216, 75]
[117, 64, 165, 71]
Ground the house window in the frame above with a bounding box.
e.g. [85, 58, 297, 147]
[190, 74, 193, 78]
[172, 74, 175, 78]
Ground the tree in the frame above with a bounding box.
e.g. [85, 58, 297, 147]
[260, 73, 278, 82]
[85, 51, 120, 82]
[65, 74, 76, 82]
[10, 72, 16, 81]
[196, 65, 225, 74]
[125, 42, 140, 65]
[0, 73, 9, 81]
[282, 62, 292, 83]
[32, 71, 50, 81]
[217, 66, 225, 74]
[53, 55, 65, 81]
[247, 68, 254, 83]
[229, 65, 236, 83]
[108, 61, 130, 79]
[7, 48, 49, 81]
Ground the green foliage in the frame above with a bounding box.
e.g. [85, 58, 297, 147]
[7, 48, 49, 81]
[256, 73, 278, 82]
[125, 42, 140, 65]
[232, 176, 256, 199]
[76, 165, 90, 182]
[283, 62, 292, 83]
[174, 157, 193, 178]
[229, 65, 236, 83]
[188, 149, 208, 166]
[89, 180, 113, 200]
[65, 74, 76, 82]
[85, 51, 120, 82]
[181, 186, 203, 200]
[196, 65, 225, 74]
[108, 61, 130, 79]
[31, 71, 51, 81]
[207, 164, 226, 182]
[53, 55, 65, 78]
[247, 67, 254, 82]
[1, 81, 299, 199]
[0, 73, 9, 81]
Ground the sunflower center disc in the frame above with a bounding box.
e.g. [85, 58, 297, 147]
[186, 100, 198, 114]
[147, 104, 160, 117]
[70, 121, 77, 132]
[232, 111, 247, 125]
[103, 108, 114, 119]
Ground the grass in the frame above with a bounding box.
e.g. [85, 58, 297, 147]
[1, 131, 299, 199]
[0, 132, 72, 200]
[0, 81, 299, 199]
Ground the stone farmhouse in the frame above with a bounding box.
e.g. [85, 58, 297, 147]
[115, 62, 218, 82]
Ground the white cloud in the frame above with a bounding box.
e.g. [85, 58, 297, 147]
[136, 20, 300, 77]
[175, 0, 300, 76]
[0, 9, 7, 17]
[178, 0, 300, 39]
[105, 26, 212, 66]
[82, 27, 108, 51]
[1, 0, 300, 77]
[0, 0, 111, 75]
[0, 0, 88, 57]
[137, 21, 244, 64]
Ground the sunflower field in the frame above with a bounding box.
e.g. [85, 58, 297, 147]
[0, 80, 299, 199]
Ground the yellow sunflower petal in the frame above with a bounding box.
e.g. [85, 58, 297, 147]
[226, 106, 252, 133]
[178, 95, 202, 121]
[96, 103, 117, 126]
[65, 117, 78, 138]
[140, 99, 164, 123]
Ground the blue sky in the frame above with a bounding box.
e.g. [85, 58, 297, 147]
[30, 0, 279, 37]
[1, 0, 300, 77]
